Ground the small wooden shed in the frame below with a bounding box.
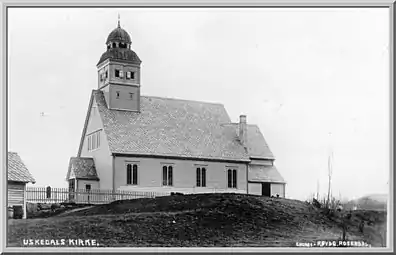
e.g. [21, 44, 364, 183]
[8, 152, 36, 219]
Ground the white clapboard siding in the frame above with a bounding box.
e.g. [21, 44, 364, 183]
[8, 183, 25, 207]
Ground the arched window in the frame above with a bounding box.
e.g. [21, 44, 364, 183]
[196, 167, 207, 187]
[162, 166, 168, 186]
[227, 169, 237, 188]
[232, 169, 237, 188]
[127, 164, 132, 185]
[127, 164, 138, 185]
[227, 169, 232, 188]
[196, 168, 201, 187]
[202, 168, 206, 187]
[168, 166, 173, 186]
[162, 165, 173, 186]
[132, 164, 138, 185]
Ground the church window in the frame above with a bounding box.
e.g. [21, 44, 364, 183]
[162, 165, 173, 186]
[196, 167, 207, 187]
[227, 169, 238, 188]
[126, 163, 138, 185]
[87, 130, 101, 151]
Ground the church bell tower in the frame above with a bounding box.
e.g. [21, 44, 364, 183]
[96, 17, 142, 112]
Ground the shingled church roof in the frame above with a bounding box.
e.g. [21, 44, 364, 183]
[77, 90, 275, 162]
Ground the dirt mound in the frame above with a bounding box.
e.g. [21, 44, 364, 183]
[8, 194, 387, 247]
[65, 193, 262, 216]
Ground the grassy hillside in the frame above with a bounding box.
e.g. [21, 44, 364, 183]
[8, 193, 387, 247]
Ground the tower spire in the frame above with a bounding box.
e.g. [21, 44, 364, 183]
[117, 13, 120, 28]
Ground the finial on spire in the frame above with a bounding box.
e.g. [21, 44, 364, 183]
[117, 13, 120, 28]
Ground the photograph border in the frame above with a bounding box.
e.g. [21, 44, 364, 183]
[1, 1, 394, 254]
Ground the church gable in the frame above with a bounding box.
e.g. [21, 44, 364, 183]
[86, 100, 102, 134]
[77, 93, 109, 157]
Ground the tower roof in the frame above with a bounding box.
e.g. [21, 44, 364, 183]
[97, 48, 141, 66]
[106, 26, 132, 45]
[98, 18, 141, 66]
[106, 15, 131, 44]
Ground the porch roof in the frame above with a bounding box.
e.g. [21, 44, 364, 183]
[248, 165, 286, 184]
[66, 157, 99, 181]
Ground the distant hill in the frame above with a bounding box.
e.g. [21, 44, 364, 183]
[345, 194, 388, 211]
[363, 194, 388, 204]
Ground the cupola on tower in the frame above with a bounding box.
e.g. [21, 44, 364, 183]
[97, 18, 142, 112]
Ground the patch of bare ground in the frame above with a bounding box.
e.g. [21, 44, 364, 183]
[8, 193, 387, 247]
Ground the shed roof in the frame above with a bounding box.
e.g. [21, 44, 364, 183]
[7, 152, 36, 183]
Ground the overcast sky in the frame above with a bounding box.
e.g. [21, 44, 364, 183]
[7, 8, 390, 201]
